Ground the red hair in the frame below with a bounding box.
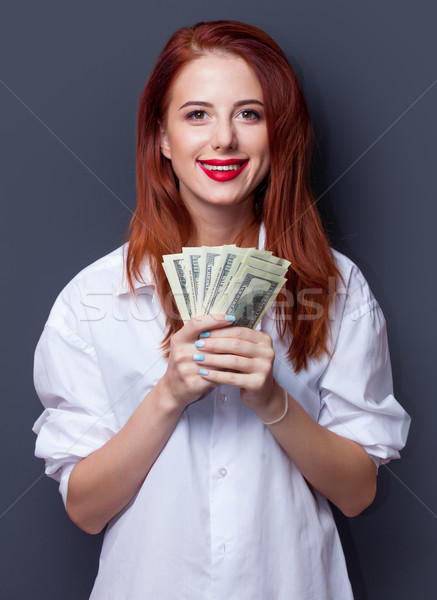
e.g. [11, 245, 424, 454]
[123, 20, 342, 372]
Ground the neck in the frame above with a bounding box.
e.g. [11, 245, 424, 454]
[186, 200, 259, 247]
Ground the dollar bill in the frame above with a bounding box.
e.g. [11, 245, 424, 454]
[197, 246, 225, 316]
[209, 250, 289, 313]
[182, 248, 202, 317]
[202, 245, 248, 315]
[162, 245, 290, 327]
[162, 254, 192, 323]
[214, 265, 287, 329]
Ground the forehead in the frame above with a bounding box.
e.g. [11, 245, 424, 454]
[167, 54, 264, 106]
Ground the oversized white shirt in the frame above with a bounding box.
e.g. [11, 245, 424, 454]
[32, 224, 410, 599]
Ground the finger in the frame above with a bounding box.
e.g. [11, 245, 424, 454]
[178, 314, 236, 343]
[198, 368, 262, 391]
[194, 336, 271, 359]
[209, 326, 272, 345]
[207, 327, 274, 356]
[168, 359, 217, 400]
[193, 351, 253, 373]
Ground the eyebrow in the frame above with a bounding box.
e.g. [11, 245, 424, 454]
[178, 99, 264, 111]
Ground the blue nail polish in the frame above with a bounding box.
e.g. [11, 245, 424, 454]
[199, 368, 209, 376]
[225, 315, 236, 322]
[199, 331, 210, 338]
[194, 340, 205, 348]
[193, 353, 204, 361]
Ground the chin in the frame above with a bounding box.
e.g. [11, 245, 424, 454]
[214, 200, 248, 210]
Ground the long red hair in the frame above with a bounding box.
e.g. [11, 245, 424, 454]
[123, 20, 342, 372]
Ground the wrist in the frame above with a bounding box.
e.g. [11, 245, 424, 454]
[256, 382, 288, 425]
[155, 377, 186, 418]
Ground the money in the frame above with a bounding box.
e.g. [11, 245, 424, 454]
[182, 247, 202, 316]
[202, 245, 247, 315]
[197, 246, 224, 316]
[163, 246, 290, 329]
[162, 254, 192, 322]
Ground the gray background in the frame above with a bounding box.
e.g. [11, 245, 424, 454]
[1, 1, 435, 598]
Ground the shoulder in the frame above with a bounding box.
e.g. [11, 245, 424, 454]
[330, 248, 380, 321]
[68, 243, 127, 292]
[44, 244, 128, 331]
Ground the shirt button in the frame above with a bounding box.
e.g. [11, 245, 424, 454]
[218, 467, 228, 478]
[218, 393, 228, 404]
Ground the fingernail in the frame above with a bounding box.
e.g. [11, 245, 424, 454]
[194, 340, 205, 348]
[193, 353, 204, 361]
[199, 331, 210, 338]
[199, 368, 209, 376]
[225, 315, 235, 322]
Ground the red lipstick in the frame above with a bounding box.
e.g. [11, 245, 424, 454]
[197, 158, 249, 182]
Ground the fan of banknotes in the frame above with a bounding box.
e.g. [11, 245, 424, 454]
[162, 245, 291, 329]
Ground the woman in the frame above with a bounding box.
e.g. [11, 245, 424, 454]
[32, 20, 410, 599]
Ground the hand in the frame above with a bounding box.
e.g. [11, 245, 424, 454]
[160, 314, 237, 410]
[193, 323, 276, 412]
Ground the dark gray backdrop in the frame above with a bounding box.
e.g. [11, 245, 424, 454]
[1, 1, 435, 598]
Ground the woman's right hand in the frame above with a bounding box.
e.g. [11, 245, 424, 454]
[160, 314, 235, 410]
[66, 314, 235, 534]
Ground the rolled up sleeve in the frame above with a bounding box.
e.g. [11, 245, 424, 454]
[317, 266, 411, 469]
[32, 321, 118, 507]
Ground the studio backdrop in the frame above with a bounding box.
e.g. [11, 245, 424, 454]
[1, 1, 435, 598]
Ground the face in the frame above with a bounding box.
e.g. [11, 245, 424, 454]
[159, 54, 270, 214]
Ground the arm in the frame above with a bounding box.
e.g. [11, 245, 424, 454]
[66, 381, 184, 535]
[254, 381, 377, 517]
[66, 314, 236, 535]
[195, 327, 377, 518]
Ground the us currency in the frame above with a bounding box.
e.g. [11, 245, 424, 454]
[162, 254, 192, 323]
[245, 255, 290, 277]
[182, 247, 202, 317]
[208, 248, 255, 310]
[201, 245, 249, 315]
[197, 246, 226, 316]
[162, 246, 290, 328]
[214, 266, 287, 329]
[209, 250, 289, 314]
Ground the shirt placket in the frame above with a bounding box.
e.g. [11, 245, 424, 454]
[209, 384, 238, 599]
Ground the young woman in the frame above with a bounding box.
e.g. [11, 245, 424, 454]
[32, 20, 410, 599]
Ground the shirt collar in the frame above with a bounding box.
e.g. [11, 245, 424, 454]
[116, 222, 266, 296]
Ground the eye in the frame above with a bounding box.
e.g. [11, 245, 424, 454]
[186, 110, 207, 121]
[239, 109, 261, 120]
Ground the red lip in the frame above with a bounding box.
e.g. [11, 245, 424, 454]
[197, 159, 249, 182]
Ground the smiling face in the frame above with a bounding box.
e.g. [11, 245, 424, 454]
[159, 53, 270, 217]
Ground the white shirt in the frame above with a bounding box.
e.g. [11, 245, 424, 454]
[32, 224, 410, 599]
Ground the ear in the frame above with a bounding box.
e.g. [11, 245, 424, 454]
[159, 123, 172, 160]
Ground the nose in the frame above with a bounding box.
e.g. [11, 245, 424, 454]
[211, 117, 237, 151]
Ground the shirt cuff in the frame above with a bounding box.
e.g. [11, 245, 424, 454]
[59, 463, 78, 508]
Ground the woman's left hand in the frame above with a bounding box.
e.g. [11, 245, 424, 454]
[194, 324, 276, 412]
[195, 322, 378, 518]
